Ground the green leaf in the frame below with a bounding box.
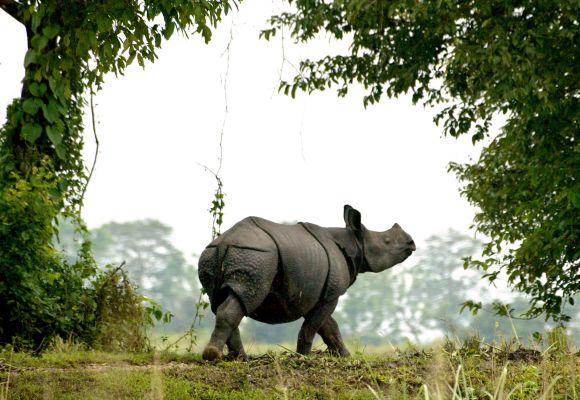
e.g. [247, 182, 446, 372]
[31, 35, 49, 50]
[43, 25, 60, 39]
[55, 144, 67, 159]
[291, 84, 298, 98]
[163, 22, 175, 39]
[567, 190, 580, 208]
[162, 312, 173, 324]
[28, 82, 47, 97]
[127, 50, 136, 65]
[46, 125, 63, 146]
[471, 131, 484, 144]
[24, 49, 38, 67]
[42, 99, 61, 123]
[46, 272, 61, 285]
[22, 98, 42, 115]
[22, 123, 42, 143]
[31, 10, 44, 32]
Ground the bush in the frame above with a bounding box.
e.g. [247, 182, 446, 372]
[90, 266, 156, 352]
[0, 164, 158, 351]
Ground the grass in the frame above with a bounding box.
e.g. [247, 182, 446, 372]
[0, 334, 578, 399]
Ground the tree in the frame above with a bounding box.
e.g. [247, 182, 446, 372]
[0, 0, 234, 346]
[263, 0, 579, 322]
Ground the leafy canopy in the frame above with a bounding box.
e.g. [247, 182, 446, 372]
[263, 0, 579, 322]
[1, 0, 235, 183]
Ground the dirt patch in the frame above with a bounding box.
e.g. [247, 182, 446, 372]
[505, 348, 541, 362]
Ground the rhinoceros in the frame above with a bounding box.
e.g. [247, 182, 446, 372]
[198, 205, 415, 360]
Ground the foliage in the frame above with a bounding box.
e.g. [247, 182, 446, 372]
[0, 162, 93, 347]
[209, 175, 226, 240]
[90, 266, 163, 352]
[0, 0, 235, 347]
[1, 0, 234, 203]
[263, 0, 579, 322]
[0, 167, 166, 349]
[92, 221, 191, 325]
[57, 219, 202, 332]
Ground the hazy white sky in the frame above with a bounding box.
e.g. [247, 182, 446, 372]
[0, 1, 482, 257]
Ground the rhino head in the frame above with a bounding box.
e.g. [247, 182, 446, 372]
[344, 205, 415, 272]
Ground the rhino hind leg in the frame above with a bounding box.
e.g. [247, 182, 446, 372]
[225, 327, 247, 360]
[297, 299, 339, 355]
[202, 292, 244, 361]
[318, 316, 350, 357]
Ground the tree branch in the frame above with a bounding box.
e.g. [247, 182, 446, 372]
[0, 0, 24, 24]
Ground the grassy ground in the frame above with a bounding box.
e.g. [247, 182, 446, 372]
[0, 337, 578, 399]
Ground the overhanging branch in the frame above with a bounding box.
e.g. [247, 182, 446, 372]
[0, 0, 24, 24]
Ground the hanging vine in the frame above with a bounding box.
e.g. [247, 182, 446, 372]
[209, 24, 233, 240]
[164, 23, 234, 352]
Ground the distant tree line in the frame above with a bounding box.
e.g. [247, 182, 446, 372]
[58, 220, 579, 346]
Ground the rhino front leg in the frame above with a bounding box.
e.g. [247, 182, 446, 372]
[203, 293, 244, 361]
[318, 316, 350, 357]
[297, 299, 339, 355]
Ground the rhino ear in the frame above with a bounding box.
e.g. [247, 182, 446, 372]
[343, 205, 362, 232]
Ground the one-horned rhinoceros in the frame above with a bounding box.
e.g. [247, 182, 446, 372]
[198, 205, 415, 360]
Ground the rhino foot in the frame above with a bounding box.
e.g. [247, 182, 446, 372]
[224, 351, 248, 361]
[326, 347, 351, 357]
[202, 345, 223, 361]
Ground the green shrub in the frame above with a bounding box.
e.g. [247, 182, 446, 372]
[0, 163, 160, 351]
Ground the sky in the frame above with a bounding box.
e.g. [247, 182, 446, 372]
[0, 1, 483, 259]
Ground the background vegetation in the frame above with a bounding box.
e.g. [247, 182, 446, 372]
[56, 218, 579, 348]
[0, 0, 577, 398]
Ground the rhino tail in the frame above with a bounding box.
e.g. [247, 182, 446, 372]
[198, 243, 231, 313]
[199, 242, 279, 316]
[197, 245, 219, 309]
[218, 245, 278, 316]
